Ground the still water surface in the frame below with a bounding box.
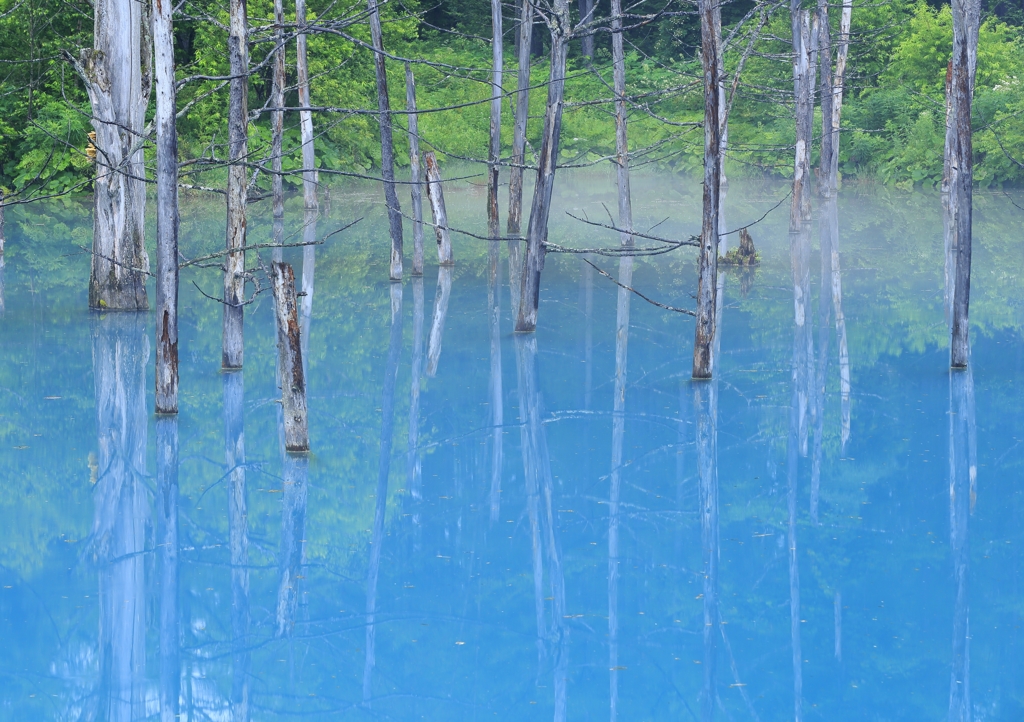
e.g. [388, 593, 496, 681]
[0, 171, 1022, 720]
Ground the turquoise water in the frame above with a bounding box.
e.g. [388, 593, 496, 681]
[1, 172, 1022, 720]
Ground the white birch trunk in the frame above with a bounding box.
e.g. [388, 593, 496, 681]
[829, 0, 852, 191]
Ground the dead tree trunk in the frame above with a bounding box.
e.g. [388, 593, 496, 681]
[828, 0, 852, 191]
[817, 0, 833, 198]
[77, 0, 151, 310]
[0, 190, 5, 255]
[407, 276, 424, 502]
[426, 266, 453, 376]
[692, 0, 722, 379]
[368, 0, 404, 280]
[153, 0, 178, 414]
[791, 4, 812, 226]
[949, 0, 980, 368]
[156, 416, 179, 722]
[223, 0, 249, 369]
[223, 371, 250, 721]
[488, 240, 504, 522]
[271, 262, 310, 452]
[507, 0, 534, 236]
[405, 63, 425, 275]
[579, 0, 594, 59]
[514, 0, 571, 333]
[296, 0, 317, 213]
[488, 0, 504, 238]
[610, 0, 632, 247]
[271, 0, 286, 259]
[424, 152, 453, 264]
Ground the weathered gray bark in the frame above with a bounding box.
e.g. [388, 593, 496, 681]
[791, 5, 813, 226]
[407, 276, 424, 502]
[364, 283, 403, 703]
[156, 416, 179, 722]
[810, 196, 835, 523]
[154, 0, 178, 414]
[275, 452, 308, 637]
[424, 152, 454, 264]
[271, 262, 310, 452]
[692, 0, 722, 378]
[508, 0, 534, 236]
[272, 0, 286, 257]
[488, 0, 504, 238]
[610, 0, 632, 248]
[694, 379, 719, 722]
[224, 371, 250, 722]
[368, 0, 404, 280]
[300, 210, 317, 371]
[817, 0, 834, 199]
[0, 190, 5, 255]
[90, 314, 148, 722]
[831, 210, 851, 450]
[578, 0, 594, 58]
[828, 0, 852, 191]
[80, 0, 150, 310]
[515, 0, 571, 333]
[223, 0, 249, 369]
[296, 0, 317, 212]
[949, 0, 980, 368]
[405, 64, 425, 275]
[426, 265, 453, 376]
[488, 240, 504, 522]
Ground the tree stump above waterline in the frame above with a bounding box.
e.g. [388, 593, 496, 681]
[720, 227, 759, 266]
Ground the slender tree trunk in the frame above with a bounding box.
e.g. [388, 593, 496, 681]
[694, 379, 719, 722]
[153, 0, 178, 413]
[224, 371, 250, 722]
[791, 5, 812, 226]
[810, 196, 835, 523]
[405, 63, 425, 275]
[488, 240, 504, 522]
[829, 0, 852, 191]
[831, 209, 851, 451]
[948, 363, 975, 720]
[223, 0, 249, 369]
[578, 0, 594, 59]
[944, 61, 955, 326]
[0, 190, 5, 255]
[368, 0, 404, 280]
[79, 0, 150, 310]
[787, 342, 803, 722]
[692, 0, 722, 378]
[508, 0, 534, 236]
[610, 0, 632, 247]
[515, 0, 570, 333]
[488, 0, 504, 238]
[156, 416, 180, 722]
[424, 152, 453, 264]
[296, 0, 317, 212]
[817, 0, 834, 199]
[714, 2, 727, 253]
[271, 0, 286, 261]
[408, 276, 424, 503]
[271, 262, 310, 452]
[275, 452, 308, 637]
[949, 0, 980, 368]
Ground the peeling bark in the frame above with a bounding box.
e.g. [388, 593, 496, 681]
[271, 262, 310, 452]
[424, 151, 453, 265]
[223, 0, 249, 368]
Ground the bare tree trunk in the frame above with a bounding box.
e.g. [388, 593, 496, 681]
[272, 0, 286, 261]
[831, 210, 851, 451]
[224, 371, 250, 722]
[514, 0, 570, 333]
[791, 5, 812, 226]
[296, 0, 317, 212]
[948, 363, 975, 720]
[408, 276, 424, 505]
[488, 0, 504, 238]
[78, 0, 150, 310]
[154, 0, 178, 413]
[426, 265, 453, 376]
[368, 0, 404, 280]
[275, 452, 308, 637]
[271, 262, 310, 452]
[424, 152, 453, 264]
[156, 416, 180, 722]
[810, 196, 835, 523]
[817, 0, 834, 198]
[692, 0, 722, 378]
[829, 0, 852, 191]
[0, 190, 5, 255]
[223, 0, 249, 369]
[787, 338, 803, 722]
[578, 0, 594, 59]
[694, 379, 719, 722]
[508, 0, 534, 236]
[949, 0, 980, 368]
[610, 0, 632, 247]
[488, 240, 504, 523]
[943, 61, 955, 326]
[405, 64, 424, 275]
[714, 2, 727, 252]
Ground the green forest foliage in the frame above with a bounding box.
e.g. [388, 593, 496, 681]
[2, 0, 1024, 194]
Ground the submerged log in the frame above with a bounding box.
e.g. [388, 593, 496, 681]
[424, 152, 454, 265]
[271, 262, 310, 452]
[405, 63, 425, 275]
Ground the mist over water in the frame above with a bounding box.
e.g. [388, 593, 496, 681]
[1, 170, 1023, 720]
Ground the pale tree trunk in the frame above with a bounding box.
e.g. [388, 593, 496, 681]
[296, 0, 317, 212]
[715, 5, 727, 253]
[817, 0, 833, 199]
[272, 0, 285, 259]
[408, 276, 425, 504]
[514, 0, 571, 333]
[368, 0, 404, 280]
[271, 262, 310, 452]
[786, 326, 803, 722]
[828, 0, 852, 191]
[426, 265, 453, 376]
[578, 0, 594, 59]
[405, 64, 424, 275]
[224, 370, 250, 722]
[156, 416, 179, 722]
[944, 61, 954, 325]
[488, 240, 504, 523]
[507, 0, 534, 236]
[488, 0, 503, 238]
[831, 208, 851, 450]
[810, 196, 834, 523]
[275, 452, 308, 637]
[692, 0, 722, 378]
[154, 0, 178, 414]
[694, 379, 719, 721]
[0, 190, 5, 255]
[610, 0, 632, 247]
[79, 0, 151, 310]
[223, 0, 249, 369]
[424, 152, 453, 264]
[949, 0, 980, 368]
[791, 5, 812, 226]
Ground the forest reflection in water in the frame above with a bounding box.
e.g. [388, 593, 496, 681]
[0, 174, 1022, 720]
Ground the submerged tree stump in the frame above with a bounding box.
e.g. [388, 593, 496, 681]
[271, 262, 310, 452]
[720, 228, 759, 266]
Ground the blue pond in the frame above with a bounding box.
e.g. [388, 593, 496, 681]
[0, 171, 1022, 720]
